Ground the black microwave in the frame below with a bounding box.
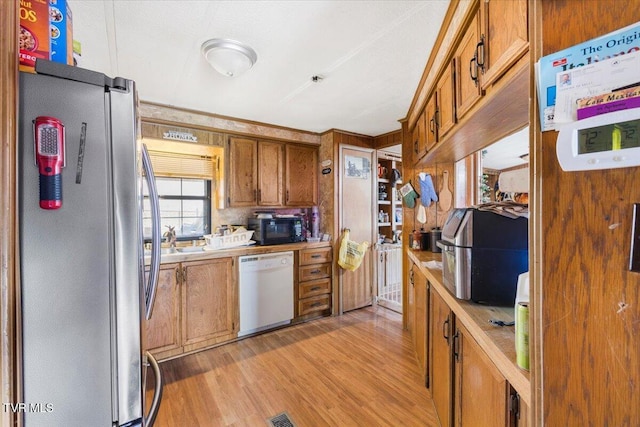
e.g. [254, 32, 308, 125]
[247, 217, 304, 245]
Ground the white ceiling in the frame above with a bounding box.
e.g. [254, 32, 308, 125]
[70, 0, 450, 137]
[482, 126, 529, 171]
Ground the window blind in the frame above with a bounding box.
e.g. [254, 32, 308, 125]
[141, 138, 223, 180]
[147, 150, 217, 179]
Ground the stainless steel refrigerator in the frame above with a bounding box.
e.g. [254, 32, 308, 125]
[18, 59, 163, 426]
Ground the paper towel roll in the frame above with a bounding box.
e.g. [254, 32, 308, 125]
[498, 168, 529, 193]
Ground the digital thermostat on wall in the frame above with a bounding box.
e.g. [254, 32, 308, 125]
[556, 108, 640, 171]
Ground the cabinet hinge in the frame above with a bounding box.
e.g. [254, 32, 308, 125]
[509, 392, 521, 420]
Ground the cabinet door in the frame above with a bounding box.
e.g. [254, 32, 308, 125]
[228, 137, 258, 206]
[406, 261, 416, 335]
[425, 95, 438, 152]
[257, 140, 284, 206]
[413, 110, 427, 162]
[182, 258, 236, 350]
[285, 144, 318, 206]
[414, 268, 429, 384]
[454, 322, 509, 427]
[430, 288, 453, 427]
[455, 10, 483, 120]
[478, 0, 528, 90]
[144, 263, 181, 356]
[436, 63, 456, 140]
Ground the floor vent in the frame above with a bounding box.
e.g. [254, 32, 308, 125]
[267, 411, 296, 427]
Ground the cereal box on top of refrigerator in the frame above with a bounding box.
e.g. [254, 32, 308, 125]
[49, 0, 73, 66]
[19, 0, 50, 72]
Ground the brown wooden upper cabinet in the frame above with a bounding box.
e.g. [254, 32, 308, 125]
[425, 94, 438, 153]
[229, 136, 318, 207]
[436, 62, 456, 140]
[477, 0, 528, 90]
[454, 7, 483, 121]
[412, 109, 427, 162]
[413, 62, 454, 164]
[284, 143, 318, 207]
[228, 137, 285, 207]
[257, 140, 285, 206]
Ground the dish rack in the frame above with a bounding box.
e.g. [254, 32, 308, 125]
[204, 231, 254, 250]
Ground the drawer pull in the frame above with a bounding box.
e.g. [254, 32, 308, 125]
[311, 254, 322, 258]
[310, 286, 322, 291]
[310, 269, 321, 274]
[310, 302, 323, 308]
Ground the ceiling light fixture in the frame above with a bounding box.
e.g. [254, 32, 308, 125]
[201, 38, 257, 78]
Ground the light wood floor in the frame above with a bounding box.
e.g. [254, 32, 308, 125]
[147, 306, 439, 426]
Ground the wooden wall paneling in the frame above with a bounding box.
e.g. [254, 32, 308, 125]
[139, 102, 321, 146]
[373, 130, 402, 149]
[1, 2, 18, 426]
[534, 1, 640, 425]
[401, 120, 414, 329]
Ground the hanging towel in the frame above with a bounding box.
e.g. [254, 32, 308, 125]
[418, 172, 438, 207]
[399, 182, 420, 209]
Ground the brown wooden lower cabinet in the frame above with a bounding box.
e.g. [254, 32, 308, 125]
[454, 322, 509, 427]
[145, 257, 237, 360]
[296, 246, 332, 319]
[413, 265, 428, 385]
[430, 286, 453, 427]
[144, 263, 181, 358]
[428, 286, 526, 427]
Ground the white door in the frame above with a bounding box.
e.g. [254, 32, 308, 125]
[339, 146, 375, 312]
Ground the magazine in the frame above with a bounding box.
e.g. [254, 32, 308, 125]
[535, 20, 640, 131]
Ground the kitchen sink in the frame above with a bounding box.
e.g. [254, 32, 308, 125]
[176, 246, 204, 253]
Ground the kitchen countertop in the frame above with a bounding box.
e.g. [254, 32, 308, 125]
[146, 240, 332, 264]
[406, 249, 531, 407]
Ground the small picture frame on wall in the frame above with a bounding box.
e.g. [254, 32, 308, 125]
[344, 155, 370, 179]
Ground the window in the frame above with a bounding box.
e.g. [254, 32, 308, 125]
[143, 177, 211, 241]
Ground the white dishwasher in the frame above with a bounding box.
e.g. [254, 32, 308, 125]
[238, 251, 294, 337]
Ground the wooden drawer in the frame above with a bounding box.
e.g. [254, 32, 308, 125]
[298, 294, 331, 316]
[299, 246, 332, 265]
[299, 277, 331, 299]
[299, 263, 331, 282]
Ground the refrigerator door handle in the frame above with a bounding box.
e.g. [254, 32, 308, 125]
[142, 143, 161, 320]
[144, 351, 163, 426]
